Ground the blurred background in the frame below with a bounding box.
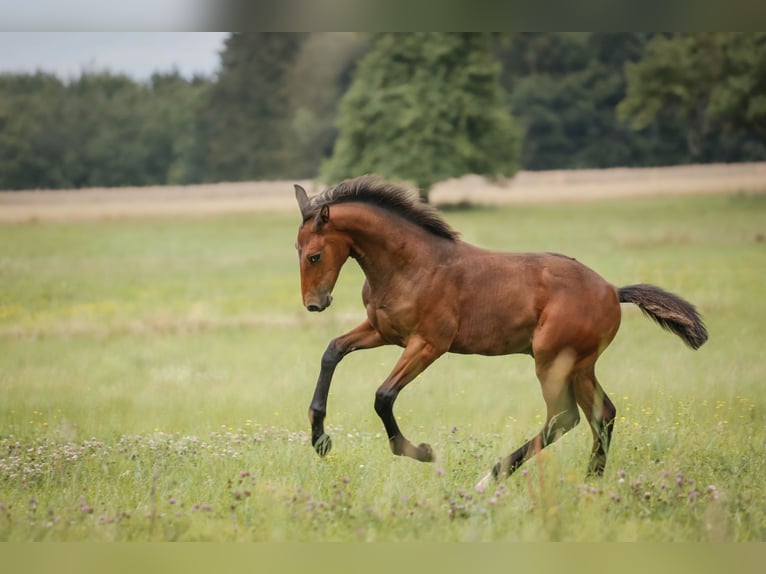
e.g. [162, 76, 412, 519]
[0, 32, 764, 200]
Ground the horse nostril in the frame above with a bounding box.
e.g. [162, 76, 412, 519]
[307, 304, 321, 312]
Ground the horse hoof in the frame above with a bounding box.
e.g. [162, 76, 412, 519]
[313, 433, 332, 457]
[417, 442, 435, 462]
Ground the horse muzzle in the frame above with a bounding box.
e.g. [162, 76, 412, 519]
[305, 294, 333, 312]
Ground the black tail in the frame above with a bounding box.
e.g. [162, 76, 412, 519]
[619, 284, 708, 350]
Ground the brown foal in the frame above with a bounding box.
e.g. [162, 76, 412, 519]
[293, 176, 707, 485]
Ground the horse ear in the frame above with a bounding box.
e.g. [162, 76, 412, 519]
[294, 184, 310, 218]
[315, 204, 330, 229]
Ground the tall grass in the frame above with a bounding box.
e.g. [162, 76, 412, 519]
[1, 193, 764, 540]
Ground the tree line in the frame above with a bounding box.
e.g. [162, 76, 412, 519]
[1, 33, 764, 192]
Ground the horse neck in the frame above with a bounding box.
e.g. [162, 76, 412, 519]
[332, 203, 453, 287]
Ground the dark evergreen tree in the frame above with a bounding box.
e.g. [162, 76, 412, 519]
[200, 33, 307, 182]
[322, 33, 521, 201]
[619, 33, 766, 162]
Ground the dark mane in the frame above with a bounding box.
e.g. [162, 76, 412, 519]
[305, 175, 459, 241]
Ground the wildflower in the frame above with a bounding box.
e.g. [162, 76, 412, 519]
[618, 469, 626, 479]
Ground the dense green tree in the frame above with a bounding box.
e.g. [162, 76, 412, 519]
[199, 33, 308, 182]
[0, 71, 211, 190]
[286, 33, 369, 178]
[146, 72, 212, 185]
[322, 33, 521, 201]
[2, 33, 764, 192]
[618, 33, 766, 162]
[497, 33, 691, 169]
[0, 73, 68, 189]
[62, 73, 152, 187]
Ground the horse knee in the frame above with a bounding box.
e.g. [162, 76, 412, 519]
[321, 341, 343, 370]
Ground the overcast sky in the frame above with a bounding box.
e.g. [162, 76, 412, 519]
[0, 32, 229, 80]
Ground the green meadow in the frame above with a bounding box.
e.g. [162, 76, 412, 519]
[0, 192, 764, 541]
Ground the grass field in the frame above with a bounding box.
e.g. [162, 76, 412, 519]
[1, 191, 765, 541]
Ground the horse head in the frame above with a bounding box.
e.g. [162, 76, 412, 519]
[294, 184, 351, 312]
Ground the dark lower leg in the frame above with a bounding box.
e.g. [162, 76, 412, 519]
[493, 407, 580, 479]
[308, 322, 384, 457]
[374, 388, 434, 462]
[586, 417, 614, 476]
[372, 337, 443, 463]
[574, 375, 616, 477]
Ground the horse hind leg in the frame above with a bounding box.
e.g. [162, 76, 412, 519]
[477, 349, 580, 490]
[573, 367, 616, 477]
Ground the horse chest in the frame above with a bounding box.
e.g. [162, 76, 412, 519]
[366, 303, 415, 346]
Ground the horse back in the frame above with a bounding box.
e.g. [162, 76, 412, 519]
[448, 246, 619, 357]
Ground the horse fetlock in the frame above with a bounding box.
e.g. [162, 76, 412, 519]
[313, 432, 333, 457]
[308, 407, 325, 426]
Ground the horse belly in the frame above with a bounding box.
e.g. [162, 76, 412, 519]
[448, 257, 540, 355]
[450, 303, 537, 356]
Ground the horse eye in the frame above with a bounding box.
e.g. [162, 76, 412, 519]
[308, 252, 321, 264]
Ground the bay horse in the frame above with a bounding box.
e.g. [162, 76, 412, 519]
[293, 175, 707, 487]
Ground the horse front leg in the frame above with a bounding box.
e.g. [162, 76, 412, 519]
[374, 336, 445, 462]
[309, 320, 384, 457]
